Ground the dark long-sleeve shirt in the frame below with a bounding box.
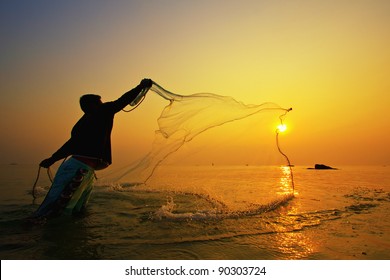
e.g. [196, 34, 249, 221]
[50, 84, 145, 166]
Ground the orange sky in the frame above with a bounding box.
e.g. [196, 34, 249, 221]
[1, 0, 389, 166]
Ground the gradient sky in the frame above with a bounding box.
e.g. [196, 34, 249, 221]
[1, 0, 389, 166]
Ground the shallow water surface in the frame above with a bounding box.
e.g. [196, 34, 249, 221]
[0, 164, 389, 259]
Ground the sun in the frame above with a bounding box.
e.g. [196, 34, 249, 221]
[277, 124, 287, 133]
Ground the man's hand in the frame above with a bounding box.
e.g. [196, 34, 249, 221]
[40, 157, 56, 168]
[140, 78, 153, 88]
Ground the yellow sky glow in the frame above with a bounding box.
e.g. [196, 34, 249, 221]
[0, 0, 389, 166]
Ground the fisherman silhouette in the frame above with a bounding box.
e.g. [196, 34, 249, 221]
[32, 78, 153, 219]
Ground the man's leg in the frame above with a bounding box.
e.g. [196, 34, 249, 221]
[32, 158, 94, 218]
[66, 170, 95, 214]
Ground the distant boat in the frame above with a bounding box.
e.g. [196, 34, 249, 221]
[307, 164, 337, 170]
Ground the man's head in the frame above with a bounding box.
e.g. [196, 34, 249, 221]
[80, 94, 102, 113]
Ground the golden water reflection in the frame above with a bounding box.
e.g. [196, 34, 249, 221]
[276, 231, 316, 259]
[273, 166, 316, 259]
[277, 165, 297, 196]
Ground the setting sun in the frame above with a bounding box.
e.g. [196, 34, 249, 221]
[277, 124, 287, 133]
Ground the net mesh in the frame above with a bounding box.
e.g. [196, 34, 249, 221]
[99, 82, 294, 215]
[109, 82, 292, 184]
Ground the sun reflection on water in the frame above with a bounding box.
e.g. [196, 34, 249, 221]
[272, 166, 316, 258]
[277, 166, 297, 196]
[276, 231, 316, 259]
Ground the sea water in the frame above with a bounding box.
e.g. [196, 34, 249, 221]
[0, 164, 389, 260]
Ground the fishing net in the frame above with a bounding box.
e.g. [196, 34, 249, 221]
[100, 81, 294, 216]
